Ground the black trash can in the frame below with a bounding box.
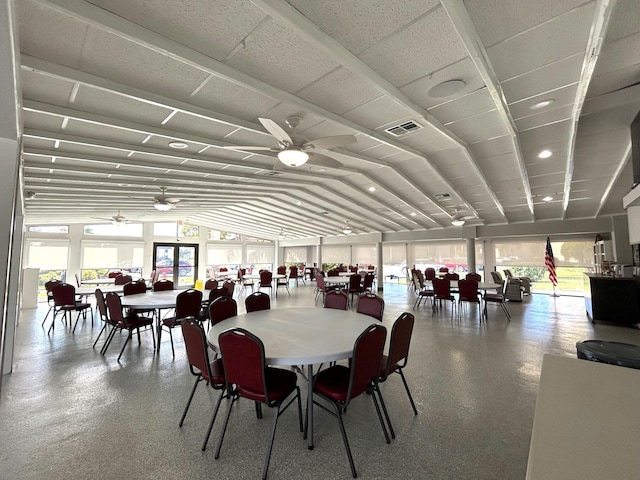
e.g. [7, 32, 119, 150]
[576, 340, 640, 370]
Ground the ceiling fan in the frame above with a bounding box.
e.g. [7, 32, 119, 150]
[450, 209, 482, 226]
[341, 221, 366, 235]
[154, 186, 181, 211]
[93, 210, 131, 225]
[223, 116, 357, 168]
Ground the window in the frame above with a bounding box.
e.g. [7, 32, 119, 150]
[383, 243, 407, 282]
[27, 225, 68, 233]
[411, 241, 467, 273]
[81, 241, 144, 280]
[247, 245, 275, 266]
[84, 223, 142, 236]
[284, 247, 307, 264]
[25, 240, 70, 293]
[352, 245, 376, 268]
[209, 230, 241, 241]
[177, 222, 199, 238]
[245, 236, 272, 243]
[321, 245, 350, 270]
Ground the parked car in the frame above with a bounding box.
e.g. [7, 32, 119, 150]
[156, 259, 192, 277]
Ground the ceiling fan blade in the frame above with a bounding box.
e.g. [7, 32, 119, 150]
[258, 118, 293, 145]
[163, 197, 181, 204]
[221, 145, 274, 151]
[302, 135, 356, 150]
[308, 153, 343, 169]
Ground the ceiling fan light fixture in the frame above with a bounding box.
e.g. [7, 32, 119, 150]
[342, 227, 352, 235]
[154, 202, 173, 211]
[451, 219, 465, 227]
[278, 149, 309, 167]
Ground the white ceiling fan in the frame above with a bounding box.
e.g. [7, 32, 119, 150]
[154, 186, 181, 211]
[450, 208, 482, 226]
[341, 220, 366, 235]
[223, 116, 357, 168]
[93, 210, 131, 225]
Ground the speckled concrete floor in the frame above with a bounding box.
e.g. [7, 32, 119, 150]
[2, 283, 639, 479]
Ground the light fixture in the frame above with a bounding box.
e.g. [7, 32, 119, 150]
[530, 99, 555, 110]
[451, 219, 465, 227]
[428, 79, 466, 98]
[154, 202, 173, 212]
[538, 150, 553, 159]
[342, 226, 352, 235]
[368, 186, 376, 192]
[169, 141, 189, 149]
[542, 195, 553, 202]
[278, 149, 309, 167]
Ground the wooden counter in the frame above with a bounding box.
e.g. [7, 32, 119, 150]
[584, 273, 640, 326]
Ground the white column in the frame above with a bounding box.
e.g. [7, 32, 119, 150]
[466, 238, 476, 273]
[376, 241, 383, 291]
[0, 0, 23, 383]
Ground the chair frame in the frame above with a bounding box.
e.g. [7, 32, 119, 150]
[245, 291, 271, 313]
[324, 290, 349, 310]
[356, 292, 385, 321]
[49, 283, 94, 334]
[162, 289, 203, 357]
[457, 279, 482, 321]
[105, 292, 156, 361]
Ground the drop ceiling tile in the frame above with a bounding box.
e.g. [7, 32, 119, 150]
[343, 96, 415, 131]
[430, 89, 496, 124]
[514, 104, 574, 132]
[20, 70, 75, 105]
[73, 88, 172, 126]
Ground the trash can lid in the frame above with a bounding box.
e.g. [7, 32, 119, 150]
[576, 340, 640, 369]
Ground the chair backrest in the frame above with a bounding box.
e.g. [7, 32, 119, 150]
[315, 272, 327, 289]
[432, 278, 451, 297]
[425, 268, 436, 280]
[45, 279, 62, 300]
[207, 287, 226, 304]
[208, 296, 238, 326]
[362, 273, 375, 290]
[327, 269, 339, 277]
[457, 279, 479, 301]
[108, 271, 122, 278]
[416, 270, 425, 287]
[346, 324, 387, 404]
[176, 288, 203, 318]
[181, 318, 216, 383]
[503, 269, 514, 279]
[382, 312, 414, 378]
[105, 292, 124, 323]
[490, 271, 504, 285]
[218, 328, 271, 403]
[289, 265, 298, 277]
[245, 292, 271, 313]
[149, 270, 158, 284]
[219, 267, 228, 272]
[74, 273, 81, 287]
[259, 270, 272, 286]
[466, 272, 482, 281]
[443, 272, 459, 281]
[153, 279, 174, 291]
[222, 279, 235, 297]
[205, 278, 219, 290]
[114, 274, 132, 285]
[123, 280, 147, 296]
[95, 288, 109, 321]
[52, 283, 76, 306]
[348, 273, 362, 290]
[356, 293, 385, 321]
[324, 291, 348, 310]
[277, 266, 286, 275]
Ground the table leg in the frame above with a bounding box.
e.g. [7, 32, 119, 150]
[156, 308, 162, 351]
[307, 364, 314, 450]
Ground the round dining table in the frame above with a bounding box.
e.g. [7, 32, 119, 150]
[206, 307, 378, 450]
[120, 289, 210, 351]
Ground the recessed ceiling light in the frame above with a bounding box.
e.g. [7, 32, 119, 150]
[368, 186, 376, 192]
[530, 99, 555, 110]
[410, 212, 416, 216]
[428, 79, 466, 98]
[542, 196, 553, 202]
[538, 150, 553, 159]
[169, 141, 189, 149]
[296, 201, 302, 206]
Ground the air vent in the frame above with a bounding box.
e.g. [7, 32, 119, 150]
[262, 170, 284, 177]
[435, 193, 452, 201]
[384, 120, 423, 137]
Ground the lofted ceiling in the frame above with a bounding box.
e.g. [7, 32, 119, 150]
[15, 0, 640, 239]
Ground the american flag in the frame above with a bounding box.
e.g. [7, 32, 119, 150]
[545, 237, 558, 286]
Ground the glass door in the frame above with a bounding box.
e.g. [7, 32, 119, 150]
[153, 242, 198, 287]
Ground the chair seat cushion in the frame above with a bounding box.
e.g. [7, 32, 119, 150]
[314, 365, 367, 402]
[120, 315, 153, 328]
[162, 317, 183, 327]
[238, 367, 297, 403]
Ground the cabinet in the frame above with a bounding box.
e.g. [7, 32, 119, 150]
[593, 238, 613, 274]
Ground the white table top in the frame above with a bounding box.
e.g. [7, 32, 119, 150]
[425, 280, 501, 291]
[526, 355, 640, 479]
[338, 272, 357, 276]
[76, 285, 123, 296]
[324, 276, 351, 285]
[80, 278, 115, 285]
[207, 307, 378, 365]
[119, 289, 206, 309]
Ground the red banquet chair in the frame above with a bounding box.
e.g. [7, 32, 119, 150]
[356, 293, 385, 321]
[215, 328, 303, 480]
[324, 291, 348, 310]
[161, 288, 203, 357]
[245, 292, 271, 313]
